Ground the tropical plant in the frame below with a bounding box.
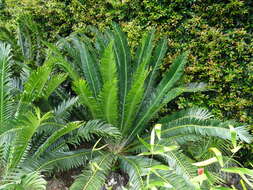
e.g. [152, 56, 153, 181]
[48, 24, 253, 190]
[0, 42, 120, 189]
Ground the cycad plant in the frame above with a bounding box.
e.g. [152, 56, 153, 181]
[52, 24, 252, 190]
[0, 42, 116, 189]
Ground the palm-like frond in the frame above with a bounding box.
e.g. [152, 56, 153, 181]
[70, 153, 115, 190]
[159, 149, 197, 185]
[25, 149, 96, 172]
[53, 96, 78, 122]
[33, 121, 82, 159]
[134, 30, 154, 70]
[22, 61, 52, 102]
[73, 79, 100, 118]
[111, 23, 131, 130]
[143, 38, 168, 101]
[43, 73, 68, 99]
[161, 117, 252, 143]
[77, 120, 121, 141]
[119, 156, 149, 190]
[6, 109, 52, 172]
[0, 43, 13, 128]
[72, 38, 102, 97]
[159, 107, 213, 123]
[46, 42, 80, 81]
[122, 61, 148, 134]
[99, 41, 118, 126]
[0, 171, 46, 190]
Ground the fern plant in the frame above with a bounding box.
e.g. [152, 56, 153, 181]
[51, 24, 253, 190]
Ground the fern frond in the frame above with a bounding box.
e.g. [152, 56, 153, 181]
[70, 153, 115, 190]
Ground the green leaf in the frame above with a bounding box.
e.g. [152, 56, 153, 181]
[209, 147, 223, 167]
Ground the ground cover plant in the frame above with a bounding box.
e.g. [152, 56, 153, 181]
[45, 24, 252, 190]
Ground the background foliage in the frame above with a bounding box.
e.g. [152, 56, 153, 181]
[0, 0, 252, 159]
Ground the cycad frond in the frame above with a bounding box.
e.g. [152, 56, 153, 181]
[33, 121, 83, 159]
[134, 30, 154, 69]
[0, 43, 13, 128]
[122, 61, 148, 134]
[43, 73, 68, 99]
[111, 23, 131, 130]
[77, 120, 121, 141]
[46, 42, 80, 81]
[143, 38, 168, 101]
[159, 149, 197, 186]
[131, 83, 207, 139]
[73, 79, 100, 118]
[0, 170, 46, 190]
[53, 96, 78, 121]
[159, 107, 213, 123]
[162, 117, 252, 143]
[156, 52, 188, 93]
[26, 149, 95, 172]
[155, 170, 195, 190]
[72, 38, 102, 97]
[119, 156, 149, 190]
[99, 41, 118, 126]
[22, 61, 52, 102]
[6, 109, 51, 172]
[70, 153, 115, 190]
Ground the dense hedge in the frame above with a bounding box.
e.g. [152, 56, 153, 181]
[0, 0, 253, 156]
